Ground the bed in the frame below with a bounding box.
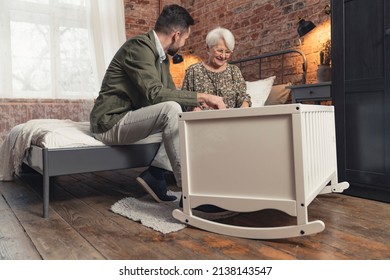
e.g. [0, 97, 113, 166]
[0, 119, 161, 218]
[231, 48, 307, 84]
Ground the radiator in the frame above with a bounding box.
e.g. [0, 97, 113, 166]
[173, 104, 349, 239]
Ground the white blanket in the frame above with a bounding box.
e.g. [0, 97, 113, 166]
[0, 119, 104, 181]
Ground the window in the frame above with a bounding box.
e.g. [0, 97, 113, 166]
[0, 0, 99, 99]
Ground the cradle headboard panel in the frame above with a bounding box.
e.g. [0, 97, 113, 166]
[230, 49, 307, 85]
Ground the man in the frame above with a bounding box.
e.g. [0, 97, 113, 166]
[90, 4, 226, 203]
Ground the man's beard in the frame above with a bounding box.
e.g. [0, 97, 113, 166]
[167, 46, 179, 56]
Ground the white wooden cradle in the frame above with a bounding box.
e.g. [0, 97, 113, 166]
[173, 104, 349, 239]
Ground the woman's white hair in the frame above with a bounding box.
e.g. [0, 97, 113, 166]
[205, 27, 235, 51]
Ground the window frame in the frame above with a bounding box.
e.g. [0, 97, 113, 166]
[0, 0, 98, 99]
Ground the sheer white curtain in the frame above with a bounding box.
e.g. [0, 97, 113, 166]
[0, 0, 126, 99]
[88, 0, 126, 84]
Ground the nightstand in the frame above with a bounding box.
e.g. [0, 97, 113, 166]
[287, 81, 331, 103]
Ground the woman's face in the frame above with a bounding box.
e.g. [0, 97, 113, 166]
[207, 38, 232, 69]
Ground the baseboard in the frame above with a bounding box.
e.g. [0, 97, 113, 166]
[343, 183, 390, 204]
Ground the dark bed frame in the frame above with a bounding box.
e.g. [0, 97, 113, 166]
[24, 48, 307, 218]
[24, 144, 160, 218]
[231, 49, 307, 84]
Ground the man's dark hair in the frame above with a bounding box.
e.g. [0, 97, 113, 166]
[154, 4, 195, 35]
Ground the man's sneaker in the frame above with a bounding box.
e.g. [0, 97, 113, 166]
[136, 167, 177, 202]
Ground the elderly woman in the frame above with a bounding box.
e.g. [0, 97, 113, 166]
[182, 27, 251, 109]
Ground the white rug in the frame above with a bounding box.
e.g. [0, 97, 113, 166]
[111, 192, 238, 234]
[111, 192, 185, 234]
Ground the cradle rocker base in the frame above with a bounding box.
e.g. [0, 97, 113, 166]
[172, 182, 349, 239]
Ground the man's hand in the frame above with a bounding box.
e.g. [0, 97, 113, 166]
[197, 93, 226, 109]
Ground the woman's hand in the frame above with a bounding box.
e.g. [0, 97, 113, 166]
[240, 101, 250, 108]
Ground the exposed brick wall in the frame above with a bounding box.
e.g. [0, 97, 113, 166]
[181, 0, 331, 84]
[300, 19, 331, 82]
[124, 0, 160, 38]
[0, 99, 94, 144]
[123, 0, 331, 86]
[123, 0, 182, 38]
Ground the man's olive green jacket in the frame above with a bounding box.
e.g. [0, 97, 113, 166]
[90, 30, 197, 133]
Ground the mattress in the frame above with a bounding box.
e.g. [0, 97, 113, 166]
[0, 119, 161, 181]
[19, 119, 105, 148]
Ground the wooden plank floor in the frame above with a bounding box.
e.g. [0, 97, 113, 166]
[1, 167, 389, 260]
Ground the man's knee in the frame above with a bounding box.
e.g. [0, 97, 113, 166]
[160, 101, 182, 120]
[164, 101, 182, 114]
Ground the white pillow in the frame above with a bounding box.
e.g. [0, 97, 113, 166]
[246, 76, 276, 107]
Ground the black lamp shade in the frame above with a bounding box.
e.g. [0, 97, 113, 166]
[297, 18, 316, 37]
[172, 53, 184, 64]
